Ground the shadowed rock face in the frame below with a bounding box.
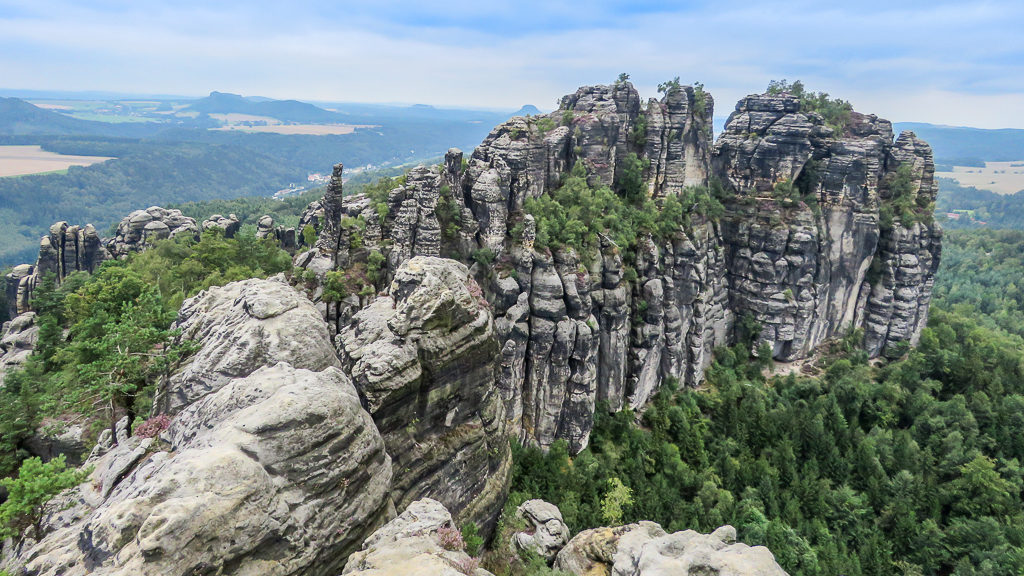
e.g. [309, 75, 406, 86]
[299, 82, 939, 456]
[713, 95, 940, 361]
[339, 257, 510, 533]
[7, 277, 393, 576]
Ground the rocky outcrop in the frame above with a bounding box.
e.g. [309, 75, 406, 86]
[9, 277, 393, 576]
[202, 213, 241, 237]
[107, 206, 198, 259]
[257, 215, 298, 252]
[555, 522, 788, 576]
[301, 81, 939, 455]
[343, 498, 493, 576]
[338, 257, 510, 532]
[4, 222, 109, 317]
[0, 312, 37, 387]
[713, 94, 941, 360]
[512, 499, 570, 562]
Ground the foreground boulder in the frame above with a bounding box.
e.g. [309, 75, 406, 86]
[555, 522, 788, 576]
[339, 256, 511, 533]
[6, 276, 393, 576]
[343, 498, 493, 576]
[512, 499, 570, 562]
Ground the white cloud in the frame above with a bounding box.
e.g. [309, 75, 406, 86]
[0, 0, 1021, 127]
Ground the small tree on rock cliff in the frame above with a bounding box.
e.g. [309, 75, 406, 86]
[0, 455, 89, 541]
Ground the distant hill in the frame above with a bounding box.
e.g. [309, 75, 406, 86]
[186, 92, 345, 124]
[894, 122, 1024, 164]
[0, 98, 155, 137]
[514, 105, 541, 116]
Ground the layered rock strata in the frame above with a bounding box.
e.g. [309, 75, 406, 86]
[338, 256, 510, 532]
[300, 82, 939, 455]
[7, 277, 393, 576]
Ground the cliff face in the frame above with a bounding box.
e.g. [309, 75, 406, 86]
[338, 257, 510, 532]
[713, 95, 941, 360]
[9, 277, 392, 576]
[300, 81, 940, 457]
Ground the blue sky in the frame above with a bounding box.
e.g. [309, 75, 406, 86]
[1, 0, 1022, 127]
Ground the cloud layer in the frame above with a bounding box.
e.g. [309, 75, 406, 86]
[1, 0, 1021, 127]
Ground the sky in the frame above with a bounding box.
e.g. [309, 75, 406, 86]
[1, 0, 1022, 128]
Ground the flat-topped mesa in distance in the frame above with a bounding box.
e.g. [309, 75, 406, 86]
[299, 80, 940, 455]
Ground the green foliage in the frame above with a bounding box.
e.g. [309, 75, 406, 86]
[766, 79, 853, 136]
[601, 477, 633, 525]
[615, 73, 630, 85]
[534, 117, 556, 135]
[616, 153, 650, 203]
[932, 229, 1024, 340]
[472, 248, 496, 268]
[437, 184, 463, 248]
[692, 81, 708, 113]
[301, 224, 318, 247]
[629, 114, 648, 148]
[657, 76, 682, 95]
[461, 522, 484, 557]
[511, 290, 1024, 575]
[0, 455, 89, 540]
[880, 165, 931, 231]
[0, 232, 292, 472]
[525, 162, 718, 257]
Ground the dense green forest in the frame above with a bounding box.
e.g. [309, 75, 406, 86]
[936, 177, 1024, 230]
[508, 229, 1024, 575]
[0, 232, 292, 479]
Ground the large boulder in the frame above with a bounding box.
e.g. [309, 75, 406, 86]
[339, 256, 510, 533]
[511, 499, 570, 561]
[7, 277, 393, 576]
[555, 522, 788, 576]
[343, 498, 493, 576]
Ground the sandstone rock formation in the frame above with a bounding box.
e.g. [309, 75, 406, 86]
[555, 522, 788, 576]
[512, 499, 571, 562]
[338, 256, 510, 532]
[713, 94, 941, 361]
[257, 215, 298, 252]
[7, 277, 393, 576]
[343, 498, 494, 576]
[303, 81, 939, 455]
[201, 213, 241, 237]
[107, 206, 198, 259]
[0, 312, 37, 387]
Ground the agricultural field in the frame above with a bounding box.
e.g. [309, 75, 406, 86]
[211, 123, 370, 135]
[936, 160, 1024, 195]
[0, 145, 115, 177]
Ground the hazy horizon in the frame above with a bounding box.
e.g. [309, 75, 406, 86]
[1, 0, 1022, 129]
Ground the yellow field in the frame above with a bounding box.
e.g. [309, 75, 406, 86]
[0, 145, 115, 177]
[937, 161, 1024, 195]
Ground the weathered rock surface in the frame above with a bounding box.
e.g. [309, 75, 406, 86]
[339, 256, 510, 533]
[107, 206, 198, 259]
[302, 82, 939, 455]
[343, 498, 494, 576]
[555, 522, 788, 576]
[713, 94, 940, 360]
[202, 213, 241, 237]
[8, 277, 393, 576]
[512, 499, 570, 562]
[0, 312, 38, 387]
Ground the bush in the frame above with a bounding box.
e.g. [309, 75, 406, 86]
[0, 455, 89, 540]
